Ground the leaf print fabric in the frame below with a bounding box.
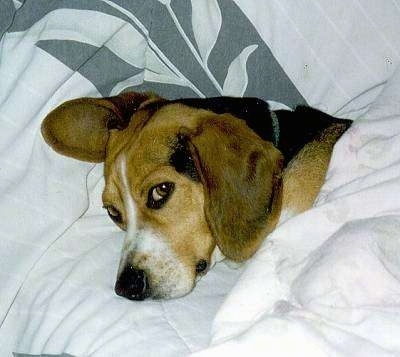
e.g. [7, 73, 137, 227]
[1, 0, 304, 103]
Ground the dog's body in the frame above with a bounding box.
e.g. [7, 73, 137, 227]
[41, 92, 351, 300]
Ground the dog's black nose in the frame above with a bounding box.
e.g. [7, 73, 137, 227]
[115, 265, 150, 301]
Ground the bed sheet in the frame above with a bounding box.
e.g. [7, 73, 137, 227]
[1, 1, 400, 356]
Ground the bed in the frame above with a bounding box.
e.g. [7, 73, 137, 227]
[1, 1, 400, 356]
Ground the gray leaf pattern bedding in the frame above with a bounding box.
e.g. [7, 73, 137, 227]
[1, 0, 304, 104]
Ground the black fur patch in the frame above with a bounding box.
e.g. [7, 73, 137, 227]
[169, 134, 200, 181]
[274, 106, 352, 165]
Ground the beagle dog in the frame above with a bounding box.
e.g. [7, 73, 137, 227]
[41, 92, 351, 300]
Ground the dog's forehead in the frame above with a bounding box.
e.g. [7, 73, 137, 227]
[143, 102, 210, 130]
[110, 103, 212, 156]
[104, 103, 209, 182]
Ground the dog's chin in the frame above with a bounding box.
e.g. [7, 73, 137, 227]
[149, 283, 195, 300]
[115, 282, 195, 301]
[145, 266, 197, 300]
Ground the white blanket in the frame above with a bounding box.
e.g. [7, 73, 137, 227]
[1, 1, 400, 356]
[194, 66, 400, 357]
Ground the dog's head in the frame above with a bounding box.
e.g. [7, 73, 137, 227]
[42, 92, 283, 300]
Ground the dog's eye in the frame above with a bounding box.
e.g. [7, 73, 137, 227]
[105, 205, 122, 223]
[147, 182, 175, 209]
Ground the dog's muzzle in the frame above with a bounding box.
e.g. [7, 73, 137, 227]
[114, 265, 150, 301]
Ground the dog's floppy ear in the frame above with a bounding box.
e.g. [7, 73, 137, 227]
[187, 114, 284, 262]
[41, 92, 152, 162]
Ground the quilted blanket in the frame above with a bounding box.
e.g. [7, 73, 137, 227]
[1, 1, 400, 356]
